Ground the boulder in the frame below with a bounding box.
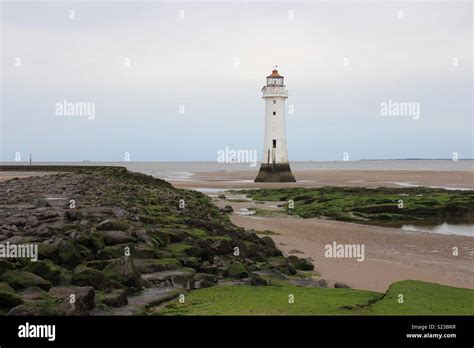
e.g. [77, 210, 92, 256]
[0, 260, 16, 274]
[335, 281, 350, 289]
[0, 282, 23, 309]
[23, 260, 63, 285]
[220, 205, 233, 213]
[102, 257, 142, 290]
[96, 219, 129, 231]
[71, 265, 114, 290]
[287, 255, 315, 271]
[100, 231, 135, 246]
[226, 262, 248, 279]
[1, 270, 52, 291]
[142, 269, 195, 289]
[8, 302, 58, 316]
[98, 289, 128, 307]
[65, 210, 82, 221]
[49, 286, 95, 311]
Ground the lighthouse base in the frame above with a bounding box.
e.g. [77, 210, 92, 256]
[254, 163, 296, 183]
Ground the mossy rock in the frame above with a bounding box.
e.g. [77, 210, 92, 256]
[96, 219, 130, 231]
[227, 262, 249, 279]
[180, 256, 201, 270]
[134, 258, 181, 273]
[132, 244, 158, 259]
[0, 260, 16, 274]
[97, 289, 128, 307]
[97, 245, 129, 260]
[38, 240, 83, 268]
[75, 231, 105, 253]
[1, 270, 52, 291]
[287, 256, 315, 271]
[23, 260, 64, 285]
[0, 282, 23, 309]
[71, 265, 117, 290]
[102, 257, 142, 290]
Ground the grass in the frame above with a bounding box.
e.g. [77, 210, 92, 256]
[157, 280, 474, 315]
[359, 280, 474, 315]
[238, 186, 474, 226]
[157, 282, 381, 315]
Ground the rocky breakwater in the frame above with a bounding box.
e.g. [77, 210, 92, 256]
[0, 166, 317, 315]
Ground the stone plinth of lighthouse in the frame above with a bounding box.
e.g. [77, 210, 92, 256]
[255, 69, 296, 182]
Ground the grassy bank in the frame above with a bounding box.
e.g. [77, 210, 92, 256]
[157, 280, 474, 315]
[238, 186, 474, 225]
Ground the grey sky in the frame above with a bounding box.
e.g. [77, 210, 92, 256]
[1, 1, 472, 161]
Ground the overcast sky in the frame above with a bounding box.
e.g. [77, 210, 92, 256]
[1, 1, 472, 161]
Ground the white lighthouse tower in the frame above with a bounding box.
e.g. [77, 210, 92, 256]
[255, 68, 296, 182]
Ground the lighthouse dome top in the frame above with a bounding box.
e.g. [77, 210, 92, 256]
[267, 69, 283, 78]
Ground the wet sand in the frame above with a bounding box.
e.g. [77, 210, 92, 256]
[231, 213, 474, 292]
[170, 170, 474, 190]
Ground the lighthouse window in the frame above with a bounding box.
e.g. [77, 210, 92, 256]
[273, 111, 276, 116]
[273, 139, 277, 148]
[273, 100, 276, 104]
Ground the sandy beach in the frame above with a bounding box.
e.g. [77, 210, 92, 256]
[168, 168, 474, 292]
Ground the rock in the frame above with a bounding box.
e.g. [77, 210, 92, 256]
[254, 269, 289, 281]
[0, 282, 23, 309]
[192, 273, 218, 289]
[98, 289, 128, 307]
[23, 260, 63, 285]
[39, 240, 83, 268]
[142, 269, 195, 290]
[49, 286, 95, 311]
[249, 274, 270, 286]
[34, 199, 51, 208]
[113, 208, 128, 219]
[25, 216, 40, 229]
[0, 260, 16, 274]
[220, 205, 233, 213]
[288, 278, 327, 288]
[8, 302, 57, 316]
[100, 231, 135, 246]
[134, 258, 181, 273]
[97, 219, 129, 231]
[18, 287, 50, 302]
[74, 231, 105, 253]
[65, 210, 81, 221]
[260, 236, 276, 249]
[226, 262, 248, 279]
[71, 265, 112, 290]
[102, 257, 142, 290]
[212, 256, 227, 268]
[335, 281, 350, 288]
[287, 255, 315, 271]
[1, 270, 52, 291]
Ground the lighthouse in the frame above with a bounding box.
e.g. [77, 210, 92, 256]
[255, 68, 296, 182]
